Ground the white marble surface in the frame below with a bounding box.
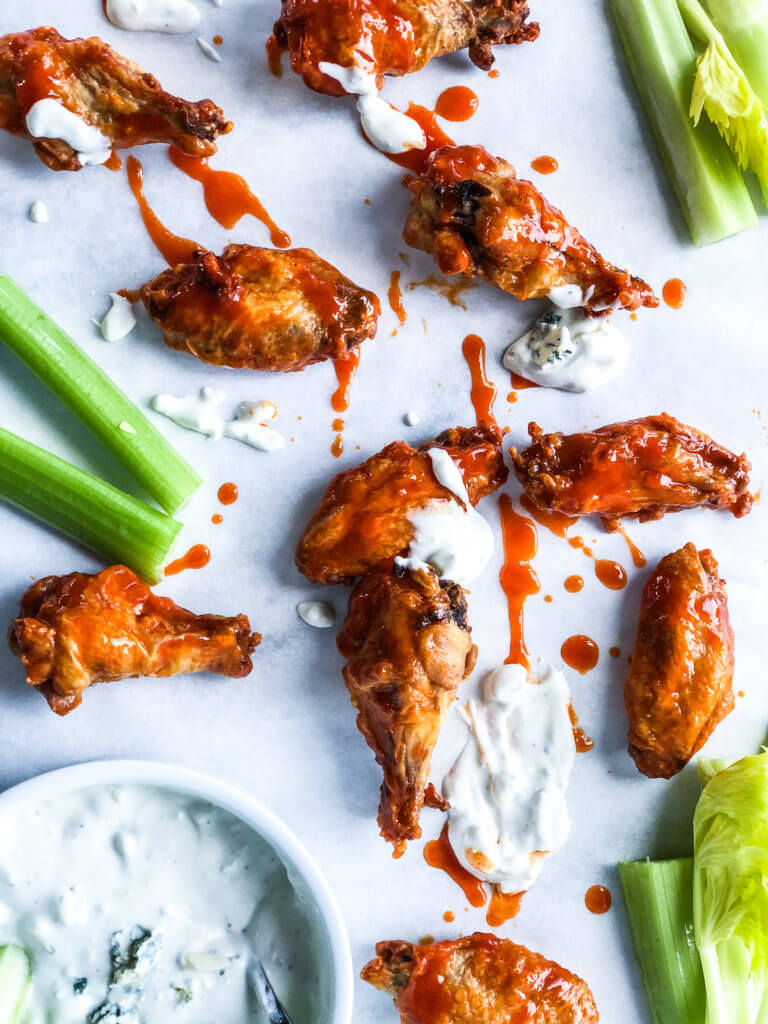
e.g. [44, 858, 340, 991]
[0, 1, 767, 1020]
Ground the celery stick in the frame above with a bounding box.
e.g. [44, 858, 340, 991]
[0, 276, 201, 515]
[705, 0, 768, 106]
[619, 858, 706, 1024]
[610, 0, 757, 246]
[0, 944, 31, 1024]
[0, 428, 181, 583]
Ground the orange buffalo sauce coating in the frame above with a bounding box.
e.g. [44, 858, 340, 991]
[164, 544, 211, 576]
[435, 85, 478, 122]
[265, 33, 284, 76]
[461, 334, 497, 429]
[126, 156, 199, 267]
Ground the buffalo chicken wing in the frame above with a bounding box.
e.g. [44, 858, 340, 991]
[362, 933, 599, 1023]
[404, 145, 658, 314]
[136, 245, 380, 371]
[511, 414, 752, 524]
[8, 565, 260, 715]
[338, 566, 477, 854]
[625, 544, 734, 779]
[274, 0, 538, 95]
[0, 28, 231, 171]
[296, 425, 507, 583]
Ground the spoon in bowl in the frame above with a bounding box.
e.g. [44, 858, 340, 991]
[247, 958, 293, 1024]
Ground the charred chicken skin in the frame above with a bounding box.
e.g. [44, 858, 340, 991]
[274, 0, 539, 95]
[404, 145, 658, 314]
[0, 28, 231, 171]
[511, 414, 752, 525]
[338, 566, 477, 855]
[296, 425, 507, 584]
[136, 245, 380, 371]
[362, 933, 600, 1023]
[8, 565, 260, 715]
[625, 544, 734, 779]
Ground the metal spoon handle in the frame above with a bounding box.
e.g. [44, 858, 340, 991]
[248, 958, 293, 1024]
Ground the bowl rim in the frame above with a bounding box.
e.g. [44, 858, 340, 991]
[0, 758, 354, 1024]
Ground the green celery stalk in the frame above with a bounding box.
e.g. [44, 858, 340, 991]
[619, 858, 707, 1024]
[0, 276, 201, 515]
[705, 0, 768, 107]
[0, 427, 181, 583]
[0, 945, 31, 1024]
[610, 0, 757, 246]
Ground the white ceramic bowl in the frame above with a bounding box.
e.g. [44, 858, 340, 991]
[0, 759, 354, 1024]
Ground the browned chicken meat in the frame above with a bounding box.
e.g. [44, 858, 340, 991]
[337, 566, 477, 855]
[8, 565, 260, 715]
[404, 144, 658, 314]
[296, 425, 507, 584]
[273, 0, 538, 96]
[511, 414, 752, 525]
[0, 27, 231, 171]
[625, 543, 734, 779]
[362, 933, 600, 1023]
[136, 245, 380, 371]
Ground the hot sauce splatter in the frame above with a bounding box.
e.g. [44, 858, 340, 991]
[405, 275, 477, 309]
[443, 911, 455, 923]
[331, 349, 361, 457]
[564, 575, 584, 593]
[435, 86, 478, 122]
[488, 69, 500, 79]
[461, 334, 497, 428]
[498, 495, 540, 669]
[164, 544, 211, 576]
[612, 522, 647, 567]
[609, 646, 621, 658]
[424, 824, 487, 908]
[265, 34, 284, 77]
[568, 703, 594, 753]
[217, 482, 238, 505]
[486, 887, 523, 927]
[388, 270, 407, 326]
[509, 370, 540, 392]
[126, 156, 199, 266]
[211, 514, 223, 525]
[530, 155, 558, 174]
[662, 278, 687, 309]
[382, 103, 454, 174]
[585, 885, 612, 914]
[594, 559, 628, 590]
[168, 147, 290, 247]
[561, 635, 599, 674]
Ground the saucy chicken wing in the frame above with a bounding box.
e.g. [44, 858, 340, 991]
[625, 544, 734, 779]
[296, 425, 507, 584]
[136, 245, 380, 371]
[338, 566, 477, 855]
[404, 145, 658, 314]
[0, 28, 231, 172]
[511, 414, 752, 524]
[273, 0, 538, 95]
[8, 565, 260, 715]
[362, 933, 599, 1023]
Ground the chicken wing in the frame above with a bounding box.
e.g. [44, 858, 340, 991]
[338, 566, 477, 855]
[8, 565, 260, 715]
[296, 425, 507, 584]
[362, 932, 599, 1023]
[273, 0, 539, 95]
[625, 544, 734, 779]
[510, 414, 752, 524]
[403, 145, 658, 314]
[0, 27, 231, 171]
[135, 245, 380, 371]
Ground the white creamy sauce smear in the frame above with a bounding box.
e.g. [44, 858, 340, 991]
[152, 390, 286, 452]
[443, 663, 576, 894]
[0, 784, 328, 1023]
[395, 448, 493, 586]
[197, 37, 222, 62]
[25, 100, 111, 167]
[296, 601, 336, 629]
[99, 294, 137, 342]
[28, 201, 48, 224]
[105, 0, 201, 33]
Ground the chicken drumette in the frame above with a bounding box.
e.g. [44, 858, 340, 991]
[625, 544, 734, 779]
[273, 0, 538, 95]
[8, 565, 260, 715]
[0, 27, 231, 171]
[404, 145, 658, 314]
[295, 425, 507, 583]
[362, 933, 599, 1023]
[338, 566, 477, 855]
[511, 414, 752, 525]
[135, 245, 380, 371]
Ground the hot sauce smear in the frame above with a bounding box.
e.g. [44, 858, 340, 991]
[435, 86, 478, 122]
[126, 156, 199, 266]
[164, 544, 211, 577]
[461, 334, 497, 429]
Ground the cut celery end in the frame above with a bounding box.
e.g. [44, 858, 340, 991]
[0, 944, 31, 1024]
[704, 0, 768, 107]
[610, 0, 757, 246]
[0, 276, 202, 515]
[619, 858, 706, 1024]
[0, 428, 181, 584]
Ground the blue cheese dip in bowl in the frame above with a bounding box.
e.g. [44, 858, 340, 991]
[0, 760, 353, 1023]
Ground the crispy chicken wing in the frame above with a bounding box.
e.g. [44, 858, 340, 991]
[511, 414, 752, 524]
[404, 145, 658, 314]
[296, 425, 507, 584]
[274, 0, 538, 95]
[362, 933, 599, 1023]
[625, 544, 734, 779]
[338, 566, 477, 854]
[0, 27, 231, 171]
[136, 245, 380, 371]
[8, 565, 260, 715]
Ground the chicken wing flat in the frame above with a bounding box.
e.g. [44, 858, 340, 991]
[511, 414, 752, 524]
[136, 245, 380, 371]
[338, 566, 477, 855]
[403, 145, 658, 314]
[362, 933, 599, 1023]
[8, 565, 260, 715]
[625, 544, 734, 779]
[0, 27, 231, 171]
[274, 0, 538, 95]
[296, 425, 507, 583]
